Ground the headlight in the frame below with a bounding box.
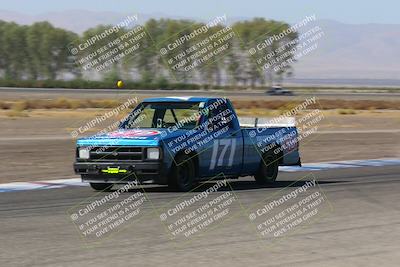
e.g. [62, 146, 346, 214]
[147, 147, 160, 160]
[78, 148, 90, 159]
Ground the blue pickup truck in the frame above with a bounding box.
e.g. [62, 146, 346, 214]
[74, 97, 301, 191]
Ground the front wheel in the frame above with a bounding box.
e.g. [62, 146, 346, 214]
[168, 154, 195, 192]
[254, 151, 279, 184]
[89, 183, 113, 191]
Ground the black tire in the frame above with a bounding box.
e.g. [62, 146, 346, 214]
[254, 151, 279, 184]
[89, 183, 113, 191]
[168, 154, 195, 192]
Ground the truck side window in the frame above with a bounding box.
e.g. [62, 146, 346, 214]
[163, 109, 175, 123]
[208, 101, 234, 129]
[141, 108, 156, 127]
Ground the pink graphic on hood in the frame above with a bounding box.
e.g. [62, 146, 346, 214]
[108, 130, 160, 138]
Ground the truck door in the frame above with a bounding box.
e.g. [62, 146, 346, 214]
[198, 99, 243, 177]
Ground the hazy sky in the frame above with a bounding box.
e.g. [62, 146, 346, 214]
[1, 0, 397, 24]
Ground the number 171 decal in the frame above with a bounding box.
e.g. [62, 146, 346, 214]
[209, 139, 237, 170]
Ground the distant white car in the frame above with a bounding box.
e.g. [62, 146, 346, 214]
[266, 86, 294, 96]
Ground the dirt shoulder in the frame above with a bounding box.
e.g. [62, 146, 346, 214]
[0, 109, 399, 183]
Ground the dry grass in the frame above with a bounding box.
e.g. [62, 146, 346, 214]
[5, 110, 29, 117]
[5, 101, 29, 117]
[337, 109, 357, 115]
[0, 101, 12, 109]
[0, 98, 123, 110]
[0, 98, 399, 112]
[231, 99, 400, 110]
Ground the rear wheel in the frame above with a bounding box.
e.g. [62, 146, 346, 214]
[254, 151, 279, 184]
[89, 183, 113, 191]
[168, 154, 195, 192]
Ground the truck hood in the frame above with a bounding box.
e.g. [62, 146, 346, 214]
[76, 128, 187, 147]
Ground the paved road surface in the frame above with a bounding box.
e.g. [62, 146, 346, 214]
[1, 165, 399, 267]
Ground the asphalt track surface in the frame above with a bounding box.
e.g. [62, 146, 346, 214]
[1, 165, 399, 267]
[1, 87, 400, 100]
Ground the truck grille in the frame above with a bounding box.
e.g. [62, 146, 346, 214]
[89, 146, 144, 161]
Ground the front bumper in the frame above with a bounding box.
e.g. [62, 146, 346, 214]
[73, 161, 165, 184]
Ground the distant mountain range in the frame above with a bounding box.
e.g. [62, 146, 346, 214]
[1, 10, 399, 85]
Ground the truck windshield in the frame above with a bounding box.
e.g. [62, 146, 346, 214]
[121, 102, 202, 130]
